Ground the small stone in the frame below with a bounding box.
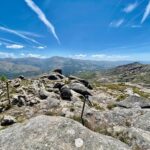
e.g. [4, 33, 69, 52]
[1, 115, 16, 126]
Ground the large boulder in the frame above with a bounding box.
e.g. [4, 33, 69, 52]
[109, 126, 150, 150]
[69, 75, 92, 89]
[53, 82, 65, 89]
[84, 107, 145, 131]
[69, 82, 92, 96]
[116, 96, 150, 108]
[0, 115, 130, 150]
[53, 69, 62, 74]
[48, 74, 60, 80]
[133, 112, 150, 132]
[60, 85, 72, 100]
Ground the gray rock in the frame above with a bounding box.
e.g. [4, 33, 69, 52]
[18, 75, 25, 80]
[119, 127, 150, 150]
[53, 82, 65, 89]
[39, 89, 50, 99]
[133, 111, 150, 132]
[12, 95, 27, 107]
[1, 115, 16, 126]
[12, 79, 21, 88]
[116, 96, 150, 108]
[69, 76, 92, 89]
[60, 86, 72, 100]
[69, 82, 92, 96]
[0, 115, 130, 150]
[85, 107, 144, 130]
[53, 69, 62, 74]
[48, 74, 60, 80]
[46, 97, 60, 108]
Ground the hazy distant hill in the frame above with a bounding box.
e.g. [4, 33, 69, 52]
[0, 56, 131, 78]
[107, 62, 150, 84]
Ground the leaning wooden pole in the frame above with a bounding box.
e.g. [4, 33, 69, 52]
[6, 81, 10, 105]
[81, 95, 87, 126]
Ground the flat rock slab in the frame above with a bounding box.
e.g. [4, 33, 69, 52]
[0, 115, 130, 150]
[116, 96, 150, 108]
[133, 111, 150, 132]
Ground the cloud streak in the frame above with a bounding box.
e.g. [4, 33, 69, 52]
[110, 19, 124, 28]
[18, 31, 42, 38]
[6, 44, 24, 49]
[123, 2, 138, 13]
[91, 54, 130, 61]
[21, 53, 46, 58]
[0, 37, 20, 45]
[0, 52, 15, 58]
[141, 1, 150, 23]
[25, 0, 60, 44]
[0, 26, 40, 45]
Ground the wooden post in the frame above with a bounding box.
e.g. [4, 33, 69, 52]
[6, 81, 10, 105]
[81, 95, 87, 126]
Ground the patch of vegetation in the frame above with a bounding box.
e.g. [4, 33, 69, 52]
[20, 80, 30, 87]
[103, 83, 127, 92]
[71, 115, 82, 123]
[45, 110, 60, 116]
[107, 102, 117, 110]
[116, 94, 128, 102]
[76, 71, 97, 80]
[92, 102, 104, 111]
[16, 115, 26, 123]
[132, 87, 150, 99]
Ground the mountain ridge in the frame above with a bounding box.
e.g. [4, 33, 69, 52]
[0, 56, 132, 78]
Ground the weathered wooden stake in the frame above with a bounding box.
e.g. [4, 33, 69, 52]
[81, 95, 87, 126]
[6, 81, 10, 105]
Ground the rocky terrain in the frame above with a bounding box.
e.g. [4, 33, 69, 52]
[0, 68, 150, 150]
[105, 62, 150, 85]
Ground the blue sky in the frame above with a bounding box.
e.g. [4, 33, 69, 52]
[0, 0, 150, 61]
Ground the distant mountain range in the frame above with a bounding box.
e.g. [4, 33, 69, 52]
[106, 62, 150, 84]
[0, 56, 132, 78]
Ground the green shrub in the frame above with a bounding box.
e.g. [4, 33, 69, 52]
[133, 87, 150, 98]
[107, 103, 117, 110]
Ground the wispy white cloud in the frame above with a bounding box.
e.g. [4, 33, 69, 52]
[21, 53, 46, 58]
[123, 2, 138, 13]
[25, 0, 60, 44]
[110, 19, 124, 27]
[69, 54, 87, 59]
[91, 54, 130, 61]
[131, 25, 142, 28]
[0, 26, 40, 44]
[141, 1, 150, 23]
[18, 31, 42, 38]
[0, 37, 20, 45]
[6, 44, 24, 49]
[74, 54, 87, 59]
[36, 46, 46, 49]
[0, 52, 15, 58]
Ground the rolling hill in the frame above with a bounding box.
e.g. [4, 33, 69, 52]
[0, 56, 131, 78]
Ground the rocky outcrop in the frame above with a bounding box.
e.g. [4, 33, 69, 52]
[133, 111, 150, 132]
[60, 85, 72, 100]
[69, 82, 92, 96]
[0, 68, 150, 149]
[116, 96, 150, 108]
[0, 115, 130, 150]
